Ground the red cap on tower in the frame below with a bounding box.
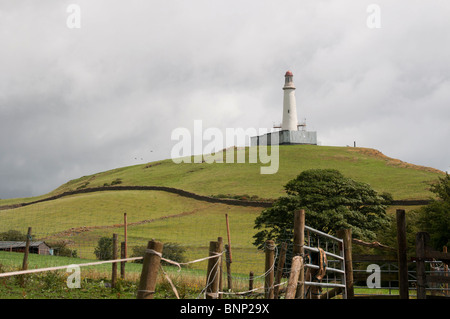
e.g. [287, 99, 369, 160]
[285, 71, 293, 76]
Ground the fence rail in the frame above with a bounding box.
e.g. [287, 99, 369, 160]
[5, 207, 448, 300]
[302, 225, 347, 298]
[350, 209, 449, 299]
[0, 210, 351, 299]
[415, 231, 450, 299]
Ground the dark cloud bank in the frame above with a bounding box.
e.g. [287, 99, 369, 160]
[0, 1, 449, 199]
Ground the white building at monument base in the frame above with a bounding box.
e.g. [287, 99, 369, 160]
[251, 130, 317, 146]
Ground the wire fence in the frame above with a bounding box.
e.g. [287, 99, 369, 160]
[352, 258, 450, 297]
[0, 233, 280, 299]
[0, 192, 276, 297]
[0, 195, 348, 299]
[2, 194, 448, 300]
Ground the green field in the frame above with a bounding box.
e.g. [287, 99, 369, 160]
[0, 145, 443, 299]
[0, 250, 418, 299]
[0, 190, 266, 275]
[0, 250, 211, 299]
[0, 250, 143, 275]
[0, 145, 443, 208]
[1, 145, 442, 273]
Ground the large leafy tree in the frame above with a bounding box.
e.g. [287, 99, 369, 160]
[253, 169, 390, 250]
[415, 172, 450, 249]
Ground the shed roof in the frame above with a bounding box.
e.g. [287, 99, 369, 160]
[0, 241, 50, 249]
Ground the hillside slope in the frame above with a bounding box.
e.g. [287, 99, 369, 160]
[0, 145, 442, 275]
[5, 145, 441, 205]
[0, 190, 265, 272]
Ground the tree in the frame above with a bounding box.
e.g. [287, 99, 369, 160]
[253, 169, 390, 250]
[415, 172, 450, 249]
[0, 230, 27, 241]
[50, 240, 78, 258]
[94, 236, 114, 260]
[131, 242, 187, 266]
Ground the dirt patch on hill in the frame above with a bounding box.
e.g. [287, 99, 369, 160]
[321, 154, 360, 162]
[349, 148, 444, 174]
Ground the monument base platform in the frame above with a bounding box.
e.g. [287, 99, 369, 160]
[251, 130, 317, 146]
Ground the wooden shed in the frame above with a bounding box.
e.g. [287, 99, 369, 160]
[0, 241, 52, 255]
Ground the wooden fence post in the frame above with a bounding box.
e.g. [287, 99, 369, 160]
[294, 209, 305, 298]
[337, 228, 354, 299]
[265, 240, 275, 299]
[20, 227, 32, 287]
[137, 240, 164, 299]
[249, 271, 254, 293]
[286, 256, 303, 299]
[274, 242, 287, 299]
[22, 227, 32, 271]
[415, 232, 429, 299]
[225, 244, 232, 291]
[111, 233, 118, 289]
[396, 209, 409, 299]
[123, 213, 127, 272]
[225, 214, 232, 263]
[121, 241, 126, 279]
[123, 213, 127, 254]
[206, 240, 223, 299]
[218, 237, 223, 299]
[444, 246, 448, 296]
[293, 210, 305, 256]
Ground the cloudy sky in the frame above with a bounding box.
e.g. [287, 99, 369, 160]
[1, 0, 449, 199]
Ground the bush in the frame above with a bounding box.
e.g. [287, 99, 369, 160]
[380, 192, 394, 205]
[50, 240, 78, 258]
[214, 194, 228, 199]
[111, 178, 123, 185]
[0, 230, 27, 241]
[131, 242, 187, 266]
[94, 237, 114, 260]
[76, 182, 90, 190]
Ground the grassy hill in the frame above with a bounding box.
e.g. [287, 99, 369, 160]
[0, 190, 266, 274]
[0, 145, 444, 276]
[1, 145, 442, 207]
[50, 145, 445, 200]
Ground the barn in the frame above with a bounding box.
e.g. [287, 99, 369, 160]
[0, 241, 52, 255]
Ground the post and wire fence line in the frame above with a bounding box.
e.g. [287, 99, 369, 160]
[2, 204, 448, 299]
[135, 209, 350, 299]
[0, 209, 353, 299]
[350, 210, 449, 299]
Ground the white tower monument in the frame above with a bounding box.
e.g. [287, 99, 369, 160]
[281, 71, 298, 131]
[250, 70, 317, 146]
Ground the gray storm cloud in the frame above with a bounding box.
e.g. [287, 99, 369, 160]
[0, 0, 449, 198]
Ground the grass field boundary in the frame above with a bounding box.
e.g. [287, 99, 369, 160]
[0, 185, 430, 212]
[0, 186, 274, 211]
